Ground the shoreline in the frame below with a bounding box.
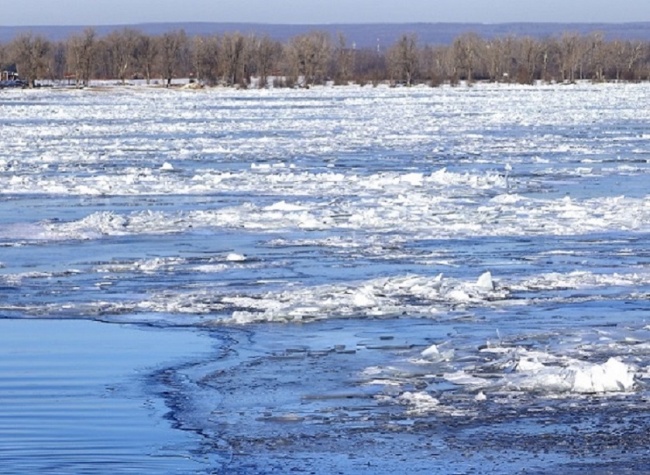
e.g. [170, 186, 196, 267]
[4, 78, 646, 94]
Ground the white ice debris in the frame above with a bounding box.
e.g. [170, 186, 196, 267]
[512, 357, 636, 394]
[514, 356, 546, 372]
[421, 344, 440, 358]
[89, 269, 510, 324]
[4, 85, 650, 243]
[398, 391, 440, 414]
[447, 348, 636, 395]
[444, 371, 489, 388]
[8, 183, 650, 240]
[351, 286, 380, 308]
[512, 270, 648, 291]
[445, 271, 505, 304]
[430, 272, 444, 290]
[476, 271, 495, 291]
[263, 201, 307, 212]
[419, 343, 455, 363]
[219, 272, 505, 323]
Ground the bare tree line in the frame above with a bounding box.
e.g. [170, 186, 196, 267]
[3, 27, 650, 88]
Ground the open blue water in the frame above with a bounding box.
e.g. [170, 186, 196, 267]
[0, 319, 215, 474]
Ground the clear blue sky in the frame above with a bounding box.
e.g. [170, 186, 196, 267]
[2, 0, 650, 26]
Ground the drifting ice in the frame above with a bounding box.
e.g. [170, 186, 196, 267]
[476, 271, 495, 291]
[514, 356, 636, 394]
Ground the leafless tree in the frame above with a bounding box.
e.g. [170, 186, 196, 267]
[453, 33, 483, 83]
[10, 33, 51, 87]
[4, 26, 650, 88]
[638, 43, 650, 81]
[49, 41, 67, 82]
[92, 38, 111, 79]
[219, 33, 248, 87]
[67, 28, 97, 86]
[623, 41, 646, 81]
[607, 40, 625, 81]
[286, 31, 331, 87]
[333, 33, 355, 85]
[483, 37, 506, 82]
[192, 35, 220, 85]
[251, 35, 282, 88]
[352, 47, 386, 86]
[132, 32, 158, 84]
[515, 37, 541, 84]
[419, 44, 450, 86]
[158, 30, 189, 87]
[387, 34, 419, 86]
[583, 32, 607, 82]
[537, 37, 560, 82]
[104, 28, 140, 83]
[0, 43, 7, 69]
[558, 33, 582, 82]
[610, 40, 645, 81]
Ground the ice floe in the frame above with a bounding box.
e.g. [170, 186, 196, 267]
[444, 347, 637, 395]
[3, 190, 649, 244]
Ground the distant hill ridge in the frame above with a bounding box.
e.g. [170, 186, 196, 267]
[1, 22, 650, 47]
[0, 22, 650, 48]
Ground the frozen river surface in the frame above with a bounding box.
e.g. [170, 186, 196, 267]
[1, 83, 650, 473]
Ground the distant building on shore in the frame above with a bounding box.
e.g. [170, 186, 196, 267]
[1, 70, 20, 81]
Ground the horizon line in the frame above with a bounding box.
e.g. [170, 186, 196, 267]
[3, 20, 650, 28]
